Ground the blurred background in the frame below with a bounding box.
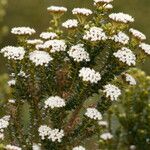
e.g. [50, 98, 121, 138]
[0, 0, 150, 74]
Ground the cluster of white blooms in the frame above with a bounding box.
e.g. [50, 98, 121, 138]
[8, 99, 16, 104]
[109, 13, 134, 23]
[29, 50, 53, 66]
[11, 27, 35, 35]
[62, 19, 78, 29]
[0, 116, 10, 139]
[110, 32, 129, 45]
[5, 145, 22, 150]
[125, 73, 136, 85]
[130, 145, 136, 150]
[103, 84, 121, 101]
[85, 108, 102, 120]
[98, 121, 108, 127]
[68, 44, 90, 62]
[73, 146, 86, 150]
[100, 132, 113, 140]
[44, 40, 67, 53]
[72, 8, 92, 16]
[32, 143, 41, 150]
[139, 43, 150, 55]
[47, 6, 67, 13]
[38, 125, 64, 142]
[83, 27, 107, 42]
[1, 46, 25, 60]
[18, 70, 28, 78]
[44, 96, 66, 109]
[113, 47, 136, 66]
[94, 0, 113, 5]
[129, 28, 146, 41]
[40, 32, 58, 40]
[104, 4, 113, 9]
[27, 39, 43, 45]
[8, 79, 16, 86]
[79, 67, 101, 84]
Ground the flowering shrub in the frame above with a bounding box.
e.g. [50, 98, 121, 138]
[0, 0, 150, 149]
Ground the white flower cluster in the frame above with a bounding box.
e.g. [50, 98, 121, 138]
[29, 50, 53, 66]
[110, 32, 129, 45]
[73, 146, 86, 150]
[40, 32, 58, 40]
[98, 121, 108, 127]
[11, 27, 36, 35]
[94, 0, 113, 5]
[113, 47, 136, 66]
[44, 96, 66, 109]
[0, 116, 10, 140]
[109, 12, 134, 23]
[18, 70, 28, 78]
[8, 99, 16, 104]
[1, 46, 25, 60]
[47, 6, 67, 13]
[129, 28, 146, 41]
[68, 44, 90, 62]
[139, 43, 150, 55]
[104, 4, 113, 9]
[103, 84, 121, 101]
[85, 108, 102, 120]
[32, 143, 41, 150]
[44, 40, 67, 53]
[79, 67, 101, 84]
[27, 39, 43, 45]
[125, 73, 136, 85]
[83, 27, 107, 42]
[72, 8, 92, 16]
[100, 132, 113, 140]
[8, 79, 16, 86]
[5, 145, 21, 150]
[62, 19, 78, 29]
[38, 125, 64, 142]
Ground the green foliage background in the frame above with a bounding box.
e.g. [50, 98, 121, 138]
[0, 0, 150, 74]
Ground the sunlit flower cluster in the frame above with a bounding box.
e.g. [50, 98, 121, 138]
[124, 73, 136, 85]
[47, 6, 67, 13]
[79, 67, 101, 83]
[62, 19, 78, 29]
[139, 43, 150, 55]
[94, 0, 113, 6]
[40, 32, 58, 40]
[100, 132, 113, 140]
[73, 146, 86, 150]
[85, 108, 102, 120]
[83, 27, 107, 42]
[68, 44, 90, 62]
[5, 145, 22, 150]
[8, 79, 16, 86]
[1, 46, 25, 60]
[44, 96, 66, 109]
[103, 84, 121, 101]
[72, 8, 92, 16]
[11, 27, 36, 35]
[29, 50, 53, 66]
[27, 39, 43, 45]
[113, 47, 136, 66]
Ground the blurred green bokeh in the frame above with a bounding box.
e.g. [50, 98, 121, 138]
[0, 0, 150, 74]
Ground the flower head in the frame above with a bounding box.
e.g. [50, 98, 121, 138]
[68, 44, 90, 62]
[103, 84, 121, 101]
[100, 132, 113, 140]
[27, 39, 43, 45]
[139, 43, 150, 55]
[73, 146, 86, 150]
[72, 8, 92, 16]
[47, 6, 67, 13]
[79, 67, 101, 84]
[113, 47, 136, 66]
[85, 108, 102, 120]
[44, 96, 66, 109]
[40, 32, 58, 40]
[83, 27, 107, 42]
[11, 27, 36, 35]
[129, 28, 146, 41]
[109, 13, 134, 23]
[5, 145, 22, 150]
[124, 73, 136, 85]
[1, 46, 25, 60]
[62, 19, 78, 29]
[38, 125, 51, 140]
[29, 50, 53, 66]
[94, 0, 113, 6]
[8, 79, 16, 86]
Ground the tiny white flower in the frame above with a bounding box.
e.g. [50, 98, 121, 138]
[139, 43, 150, 55]
[1, 46, 25, 60]
[79, 67, 101, 84]
[100, 132, 113, 140]
[98, 121, 108, 127]
[85, 108, 102, 120]
[38, 125, 51, 140]
[45, 96, 66, 109]
[0, 133, 4, 140]
[32, 143, 41, 150]
[73, 146, 86, 150]
[129, 28, 146, 41]
[8, 79, 16, 86]
[83, 27, 107, 42]
[27, 39, 43, 45]
[130, 145, 136, 150]
[47, 6, 67, 13]
[11, 27, 35, 35]
[29, 50, 53, 66]
[94, 0, 113, 5]
[124, 73, 136, 85]
[104, 4, 113, 9]
[109, 12, 134, 23]
[113, 47, 136, 66]
[40, 32, 58, 40]
[62, 19, 78, 29]
[8, 99, 16, 104]
[5, 145, 22, 150]
[103, 84, 121, 101]
[72, 8, 92, 16]
[68, 44, 90, 62]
